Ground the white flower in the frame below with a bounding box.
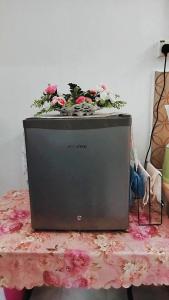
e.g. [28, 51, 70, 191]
[95, 96, 101, 102]
[96, 85, 104, 93]
[94, 235, 110, 252]
[108, 92, 116, 103]
[100, 91, 109, 101]
[95, 85, 121, 104]
[57, 93, 64, 98]
[123, 260, 148, 280]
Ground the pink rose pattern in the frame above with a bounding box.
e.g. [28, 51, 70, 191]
[9, 209, 30, 221]
[43, 271, 61, 286]
[64, 250, 90, 275]
[0, 222, 23, 235]
[0, 190, 169, 289]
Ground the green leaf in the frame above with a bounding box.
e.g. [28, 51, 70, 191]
[68, 83, 84, 102]
[65, 98, 74, 107]
[34, 105, 54, 116]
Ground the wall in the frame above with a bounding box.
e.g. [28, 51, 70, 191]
[0, 0, 169, 194]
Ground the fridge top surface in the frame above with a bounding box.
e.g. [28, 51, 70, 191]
[23, 113, 132, 130]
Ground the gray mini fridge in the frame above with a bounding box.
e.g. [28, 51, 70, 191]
[23, 114, 131, 231]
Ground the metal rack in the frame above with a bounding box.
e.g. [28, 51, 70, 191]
[137, 175, 163, 226]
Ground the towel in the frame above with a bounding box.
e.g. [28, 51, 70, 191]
[146, 162, 162, 203]
[137, 162, 150, 206]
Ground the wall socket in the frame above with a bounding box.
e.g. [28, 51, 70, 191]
[157, 40, 169, 57]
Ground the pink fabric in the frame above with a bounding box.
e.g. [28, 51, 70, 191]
[0, 190, 169, 289]
[4, 288, 25, 300]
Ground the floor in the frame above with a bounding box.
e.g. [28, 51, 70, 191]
[30, 286, 169, 300]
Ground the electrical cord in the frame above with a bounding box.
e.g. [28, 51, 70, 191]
[144, 53, 168, 168]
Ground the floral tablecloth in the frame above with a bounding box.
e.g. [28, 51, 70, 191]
[0, 190, 169, 290]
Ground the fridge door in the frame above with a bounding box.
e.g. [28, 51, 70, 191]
[24, 117, 130, 230]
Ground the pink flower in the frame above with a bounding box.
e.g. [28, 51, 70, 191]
[64, 249, 90, 275]
[51, 96, 66, 107]
[101, 84, 108, 90]
[129, 223, 158, 241]
[43, 271, 61, 286]
[75, 96, 86, 104]
[0, 222, 23, 234]
[131, 230, 149, 241]
[44, 84, 57, 95]
[85, 97, 93, 103]
[129, 223, 148, 240]
[51, 96, 58, 106]
[57, 97, 66, 106]
[9, 209, 30, 221]
[89, 89, 97, 95]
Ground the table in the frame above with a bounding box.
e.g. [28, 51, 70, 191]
[0, 190, 169, 294]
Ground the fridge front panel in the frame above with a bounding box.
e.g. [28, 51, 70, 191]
[25, 126, 130, 230]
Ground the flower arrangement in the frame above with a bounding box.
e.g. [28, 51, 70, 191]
[32, 83, 126, 116]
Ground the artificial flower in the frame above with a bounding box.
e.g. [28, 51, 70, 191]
[85, 97, 93, 103]
[51, 96, 66, 107]
[76, 96, 86, 104]
[89, 89, 97, 95]
[44, 84, 57, 95]
[100, 91, 109, 101]
[32, 82, 125, 115]
[100, 84, 108, 90]
[51, 96, 58, 106]
[57, 97, 66, 106]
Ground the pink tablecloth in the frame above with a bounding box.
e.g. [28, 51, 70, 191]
[0, 190, 169, 290]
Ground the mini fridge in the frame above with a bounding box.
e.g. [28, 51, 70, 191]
[23, 114, 131, 230]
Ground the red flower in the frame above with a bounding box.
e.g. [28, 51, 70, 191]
[148, 226, 158, 236]
[75, 96, 86, 104]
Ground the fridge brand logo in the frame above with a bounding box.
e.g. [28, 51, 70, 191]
[67, 144, 87, 149]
